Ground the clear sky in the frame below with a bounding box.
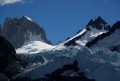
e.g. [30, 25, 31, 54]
[0, 0, 120, 44]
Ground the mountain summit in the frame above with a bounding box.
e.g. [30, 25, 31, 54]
[64, 16, 111, 46]
[0, 16, 51, 48]
[86, 16, 111, 31]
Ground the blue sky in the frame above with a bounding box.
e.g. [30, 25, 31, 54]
[0, 0, 120, 44]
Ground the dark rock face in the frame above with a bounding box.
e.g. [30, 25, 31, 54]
[86, 16, 111, 31]
[0, 73, 8, 81]
[12, 60, 95, 81]
[1, 16, 51, 48]
[86, 21, 120, 48]
[0, 24, 2, 35]
[0, 36, 22, 78]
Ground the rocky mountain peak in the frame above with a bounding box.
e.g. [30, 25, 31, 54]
[95, 16, 107, 24]
[63, 17, 111, 47]
[86, 16, 111, 31]
[1, 16, 51, 48]
[86, 19, 94, 27]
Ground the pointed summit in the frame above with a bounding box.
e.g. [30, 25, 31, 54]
[95, 16, 107, 25]
[86, 16, 110, 30]
[86, 19, 95, 30]
[94, 16, 108, 30]
[86, 19, 94, 27]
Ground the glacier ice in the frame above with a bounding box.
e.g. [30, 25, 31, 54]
[15, 47, 120, 81]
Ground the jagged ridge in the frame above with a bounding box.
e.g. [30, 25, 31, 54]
[0, 16, 51, 48]
[86, 21, 120, 52]
[64, 16, 110, 47]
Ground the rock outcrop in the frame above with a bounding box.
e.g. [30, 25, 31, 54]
[1, 16, 51, 48]
[0, 36, 22, 79]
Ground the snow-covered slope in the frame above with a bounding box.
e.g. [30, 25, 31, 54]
[16, 30, 55, 54]
[16, 41, 55, 54]
[67, 27, 107, 46]
[54, 28, 87, 50]
[55, 17, 110, 50]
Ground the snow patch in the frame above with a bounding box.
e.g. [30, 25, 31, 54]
[16, 41, 55, 54]
[24, 16, 33, 21]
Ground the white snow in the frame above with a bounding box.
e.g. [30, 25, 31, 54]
[65, 28, 87, 44]
[16, 41, 55, 54]
[53, 29, 87, 50]
[24, 16, 33, 21]
[70, 27, 107, 46]
[16, 31, 56, 54]
[78, 27, 107, 45]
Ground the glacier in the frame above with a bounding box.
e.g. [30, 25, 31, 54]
[14, 47, 120, 81]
